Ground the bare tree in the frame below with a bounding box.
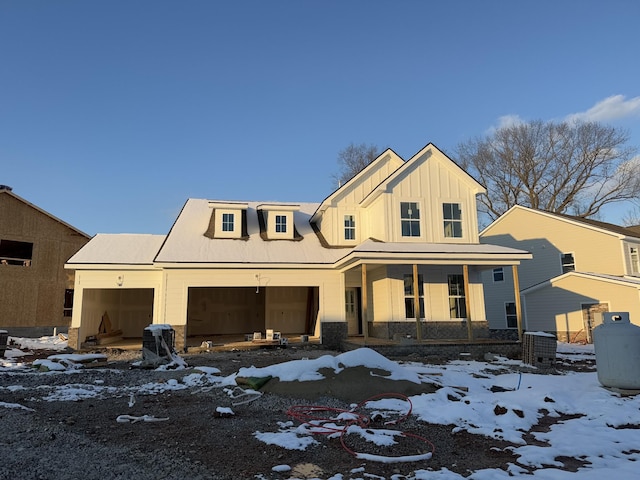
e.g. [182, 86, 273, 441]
[622, 202, 640, 227]
[456, 120, 640, 222]
[332, 143, 380, 187]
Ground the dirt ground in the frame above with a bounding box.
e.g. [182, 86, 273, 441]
[0, 344, 593, 480]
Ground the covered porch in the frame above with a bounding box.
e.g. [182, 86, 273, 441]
[336, 241, 530, 343]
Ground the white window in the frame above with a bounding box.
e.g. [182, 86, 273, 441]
[403, 274, 424, 318]
[344, 215, 356, 240]
[275, 215, 287, 233]
[448, 274, 467, 319]
[505, 302, 517, 328]
[443, 203, 463, 238]
[493, 267, 504, 282]
[400, 202, 421, 237]
[561, 252, 575, 274]
[631, 247, 640, 274]
[221, 213, 234, 232]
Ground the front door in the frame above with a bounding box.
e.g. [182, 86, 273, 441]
[582, 303, 609, 343]
[345, 288, 361, 335]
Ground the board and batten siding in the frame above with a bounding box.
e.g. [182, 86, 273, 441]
[384, 155, 481, 244]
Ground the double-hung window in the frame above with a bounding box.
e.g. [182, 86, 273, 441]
[493, 267, 504, 282]
[221, 213, 234, 232]
[344, 215, 356, 240]
[404, 274, 424, 318]
[505, 302, 517, 328]
[630, 247, 640, 275]
[561, 252, 575, 274]
[400, 202, 421, 237]
[275, 215, 287, 233]
[448, 274, 467, 319]
[443, 203, 463, 238]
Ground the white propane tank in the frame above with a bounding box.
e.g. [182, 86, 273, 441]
[593, 312, 640, 390]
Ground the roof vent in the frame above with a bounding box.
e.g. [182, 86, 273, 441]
[0, 185, 12, 191]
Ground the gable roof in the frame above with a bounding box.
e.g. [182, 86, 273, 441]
[0, 187, 90, 238]
[521, 271, 640, 295]
[67, 234, 166, 266]
[481, 205, 640, 240]
[310, 148, 404, 222]
[360, 143, 485, 207]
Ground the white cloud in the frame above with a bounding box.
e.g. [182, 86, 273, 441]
[484, 114, 524, 135]
[564, 94, 640, 123]
[496, 114, 525, 129]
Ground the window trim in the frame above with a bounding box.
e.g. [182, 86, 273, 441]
[492, 267, 504, 282]
[275, 214, 287, 233]
[403, 273, 425, 319]
[447, 274, 467, 319]
[221, 213, 235, 232]
[561, 252, 576, 274]
[400, 201, 422, 239]
[344, 214, 356, 241]
[505, 301, 517, 329]
[442, 202, 463, 238]
[630, 246, 640, 275]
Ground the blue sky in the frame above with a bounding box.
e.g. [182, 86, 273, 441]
[2, 1, 639, 236]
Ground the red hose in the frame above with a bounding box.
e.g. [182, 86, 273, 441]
[285, 392, 435, 461]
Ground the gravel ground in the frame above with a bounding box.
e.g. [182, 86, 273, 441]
[0, 345, 586, 480]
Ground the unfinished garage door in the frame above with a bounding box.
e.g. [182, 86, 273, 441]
[81, 288, 154, 339]
[187, 286, 319, 336]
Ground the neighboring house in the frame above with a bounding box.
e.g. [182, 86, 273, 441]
[480, 205, 640, 342]
[0, 185, 91, 336]
[65, 144, 531, 351]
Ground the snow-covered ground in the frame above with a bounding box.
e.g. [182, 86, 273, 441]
[1, 336, 639, 479]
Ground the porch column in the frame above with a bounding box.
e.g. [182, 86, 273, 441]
[512, 265, 523, 341]
[463, 264, 473, 341]
[413, 264, 423, 340]
[361, 264, 368, 341]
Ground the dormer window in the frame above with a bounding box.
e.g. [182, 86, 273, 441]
[206, 202, 248, 239]
[222, 213, 235, 232]
[258, 204, 300, 240]
[275, 215, 287, 233]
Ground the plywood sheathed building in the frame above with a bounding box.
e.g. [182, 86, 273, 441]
[0, 186, 90, 335]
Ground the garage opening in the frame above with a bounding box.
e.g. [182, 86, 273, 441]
[187, 286, 319, 337]
[80, 288, 155, 340]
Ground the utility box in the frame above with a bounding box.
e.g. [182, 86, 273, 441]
[142, 324, 176, 366]
[593, 312, 640, 390]
[523, 331, 557, 367]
